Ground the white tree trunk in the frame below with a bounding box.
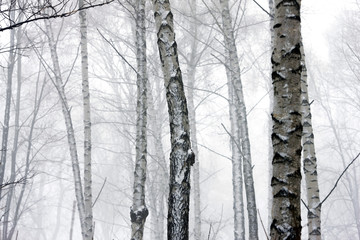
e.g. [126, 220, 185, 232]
[220, 0, 258, 239]
[270, 0, 302, 239]
[130, 0, 149, 239]
[300, 44, 321, 240]
[79, 0, 93, 238]
[45, 19, 87, 239]
[151, 1, 195, 239]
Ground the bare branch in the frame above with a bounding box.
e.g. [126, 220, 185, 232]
[321, 152, 360, 205]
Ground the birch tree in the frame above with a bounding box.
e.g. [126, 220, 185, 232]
[270, 0, 302, 239]
[219, 0, 258, 239]
[45, 19, 87, 239]
[151, 0, 195, 239]
[300, 45, 321, 240]
[79, 0, 94, 238]
[130, 0, 149, 238]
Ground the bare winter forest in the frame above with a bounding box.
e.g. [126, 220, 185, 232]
[0, 0, 359, 239]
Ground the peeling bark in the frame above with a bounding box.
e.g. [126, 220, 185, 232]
[270, 0, 302, 239]
[151, 1, 194, 239]
[130, 0, 149, 239]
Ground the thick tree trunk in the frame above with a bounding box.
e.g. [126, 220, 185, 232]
[220, 0, 258, 239]
[151, 1, 194, 239]
[270, 0, 302, 239]
[130, 0, 149, 239]
[79, 1, 94, 239]
[45, 19, 87, 239]
[300, 45, 321, 240]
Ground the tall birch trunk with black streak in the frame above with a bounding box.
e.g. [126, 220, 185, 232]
[300, 45, 321, 240]
[79, 0, 93, 238]
[130, 0, 149, 239]
[0, 0, 16, 199]
[268, 0, 275, 230]
[220, 0, 258, 239]
[185, 1, 201, 239]
[151, 1, 195, 239]
[2, 24, 22, 240]
[270, 0, 302, 239]
[45, 20, 87, 239]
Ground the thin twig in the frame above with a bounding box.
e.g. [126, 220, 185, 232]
[97, 28, 139, 76]
[321, 152, 360, 205]
[252, 0, 273, 18]
[301, 198, 310, 212]
[92, 177, 107, 207]
[207, 223, 212, 240]
[0, 0, 115, 32]
[257, 209, 270, 240]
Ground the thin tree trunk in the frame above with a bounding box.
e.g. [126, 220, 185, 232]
[79, 0, 93, 238]
[270, 0, 302, 239]
[151, 1, 195, 239]
[0, 0, 16, 199]
[70, 200, 76, 240]
[186, 1, 201, 239]
[268, 0, 274, 231]
[300, 44, 321, 240]
[220, 0, 258, 239]
[45, 19, 86, 239]
[2, 24, 22, 240]
[130, 0, 149, 239]
[8, 67, 47, 240]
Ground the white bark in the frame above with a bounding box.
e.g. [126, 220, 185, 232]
[300, 44, 321, 240]
[270, 0, 302, 239]
[220, 0, 258, 239]
[130, 0, 149, 239]
[79, 0, 93, 238]
[45, 19, 87, 239]
[151, 0, 194, 239]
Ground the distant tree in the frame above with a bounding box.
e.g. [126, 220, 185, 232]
[219, 0, 258, 239]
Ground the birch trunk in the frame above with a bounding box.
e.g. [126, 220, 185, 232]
[151, 1, 194, 239]
[2, 24, 22, 240]
[0, 0, 16, 198]
[220, 0, 258, 239]
[270, 0, 302, 239]
[45, 20, 87, 239]
[268, 0, 275, 230]
[300, 44, 321, 240]
[79, 0, 93, 238]
[130, 0, 149, 239]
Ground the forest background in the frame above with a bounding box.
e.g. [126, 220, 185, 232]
[0, 0, 359, 239]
